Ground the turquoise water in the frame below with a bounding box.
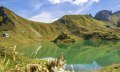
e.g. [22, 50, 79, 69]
[17, 40, 120, 67]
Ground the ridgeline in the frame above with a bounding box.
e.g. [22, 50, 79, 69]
[0, 6, 120, 46]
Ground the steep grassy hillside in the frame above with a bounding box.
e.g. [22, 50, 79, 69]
[54, 15, 120, 40]
[1, 6, 120, 46]
[0, 6, 60, 46]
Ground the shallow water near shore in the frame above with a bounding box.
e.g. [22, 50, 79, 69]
[66, 61, 102, 72]
[16, 40, 120, 71]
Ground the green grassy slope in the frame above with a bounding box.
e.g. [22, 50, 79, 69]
[0, 6, 60, 46]
[54, 15, 120, 40]
[1, 6, 120, 46]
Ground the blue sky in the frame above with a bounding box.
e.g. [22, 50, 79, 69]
[0, 0, 120, 23]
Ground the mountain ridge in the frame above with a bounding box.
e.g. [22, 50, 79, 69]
[95, 9, 120, 27]
[0, 6, 120, 46]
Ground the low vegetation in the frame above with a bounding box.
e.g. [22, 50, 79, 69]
[97, 64, 120, 72]
[0, 45, 69, 72]
[0, 44, 120, 72]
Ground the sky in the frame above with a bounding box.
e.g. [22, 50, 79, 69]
[0, 0, 120, 23]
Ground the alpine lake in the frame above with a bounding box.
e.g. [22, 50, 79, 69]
[16, 40, 120, 71]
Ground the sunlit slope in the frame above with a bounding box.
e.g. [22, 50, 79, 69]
[0, 6, 120, 45]
[54, 15, 120, 40]
[0, 6, 59, 45]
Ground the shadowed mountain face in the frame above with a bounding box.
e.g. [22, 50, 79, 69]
[95, 10, 120, 27]
[0, 6, 120, 45]
[0, 6, 15, 31]
[95, 10, 112, 21]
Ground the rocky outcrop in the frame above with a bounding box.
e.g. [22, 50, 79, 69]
[0, 6, 14, 25]
[0, 6, 14, 31]
[95, 10, 112, 21]
[53, 32, 75, 43]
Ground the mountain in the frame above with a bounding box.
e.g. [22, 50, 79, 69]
[95, 10, 112, 21]
[95, 10, 120, 27]
[0, 6, 120, 45]
[53, 15, 120, 41]
[0, 6, 60, 45]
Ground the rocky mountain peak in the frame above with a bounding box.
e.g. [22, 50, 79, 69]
[95, 10, 112, 21]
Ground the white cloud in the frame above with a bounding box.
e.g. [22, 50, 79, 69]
[29, 0, 100, 23]
[0, 0, 100, 23]
[29, 12, 57, 23]
[29, 10, 74, 23]
[49, 0, 99, 5]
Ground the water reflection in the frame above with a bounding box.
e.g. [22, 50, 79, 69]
[17, 40, 120, 66]
[66, 61, 102, 72]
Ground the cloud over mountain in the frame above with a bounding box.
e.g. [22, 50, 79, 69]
[49, 0, 99, 5]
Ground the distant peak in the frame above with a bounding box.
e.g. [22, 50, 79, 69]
[95, 10, 112, 21]
[96, 10, 113, 16]
[100, 10, 112, 12]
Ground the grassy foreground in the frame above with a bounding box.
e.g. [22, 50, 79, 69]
[97, 64, 120, 72]
[0, 45, 120, 72]
[0, 45, 68, 72]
